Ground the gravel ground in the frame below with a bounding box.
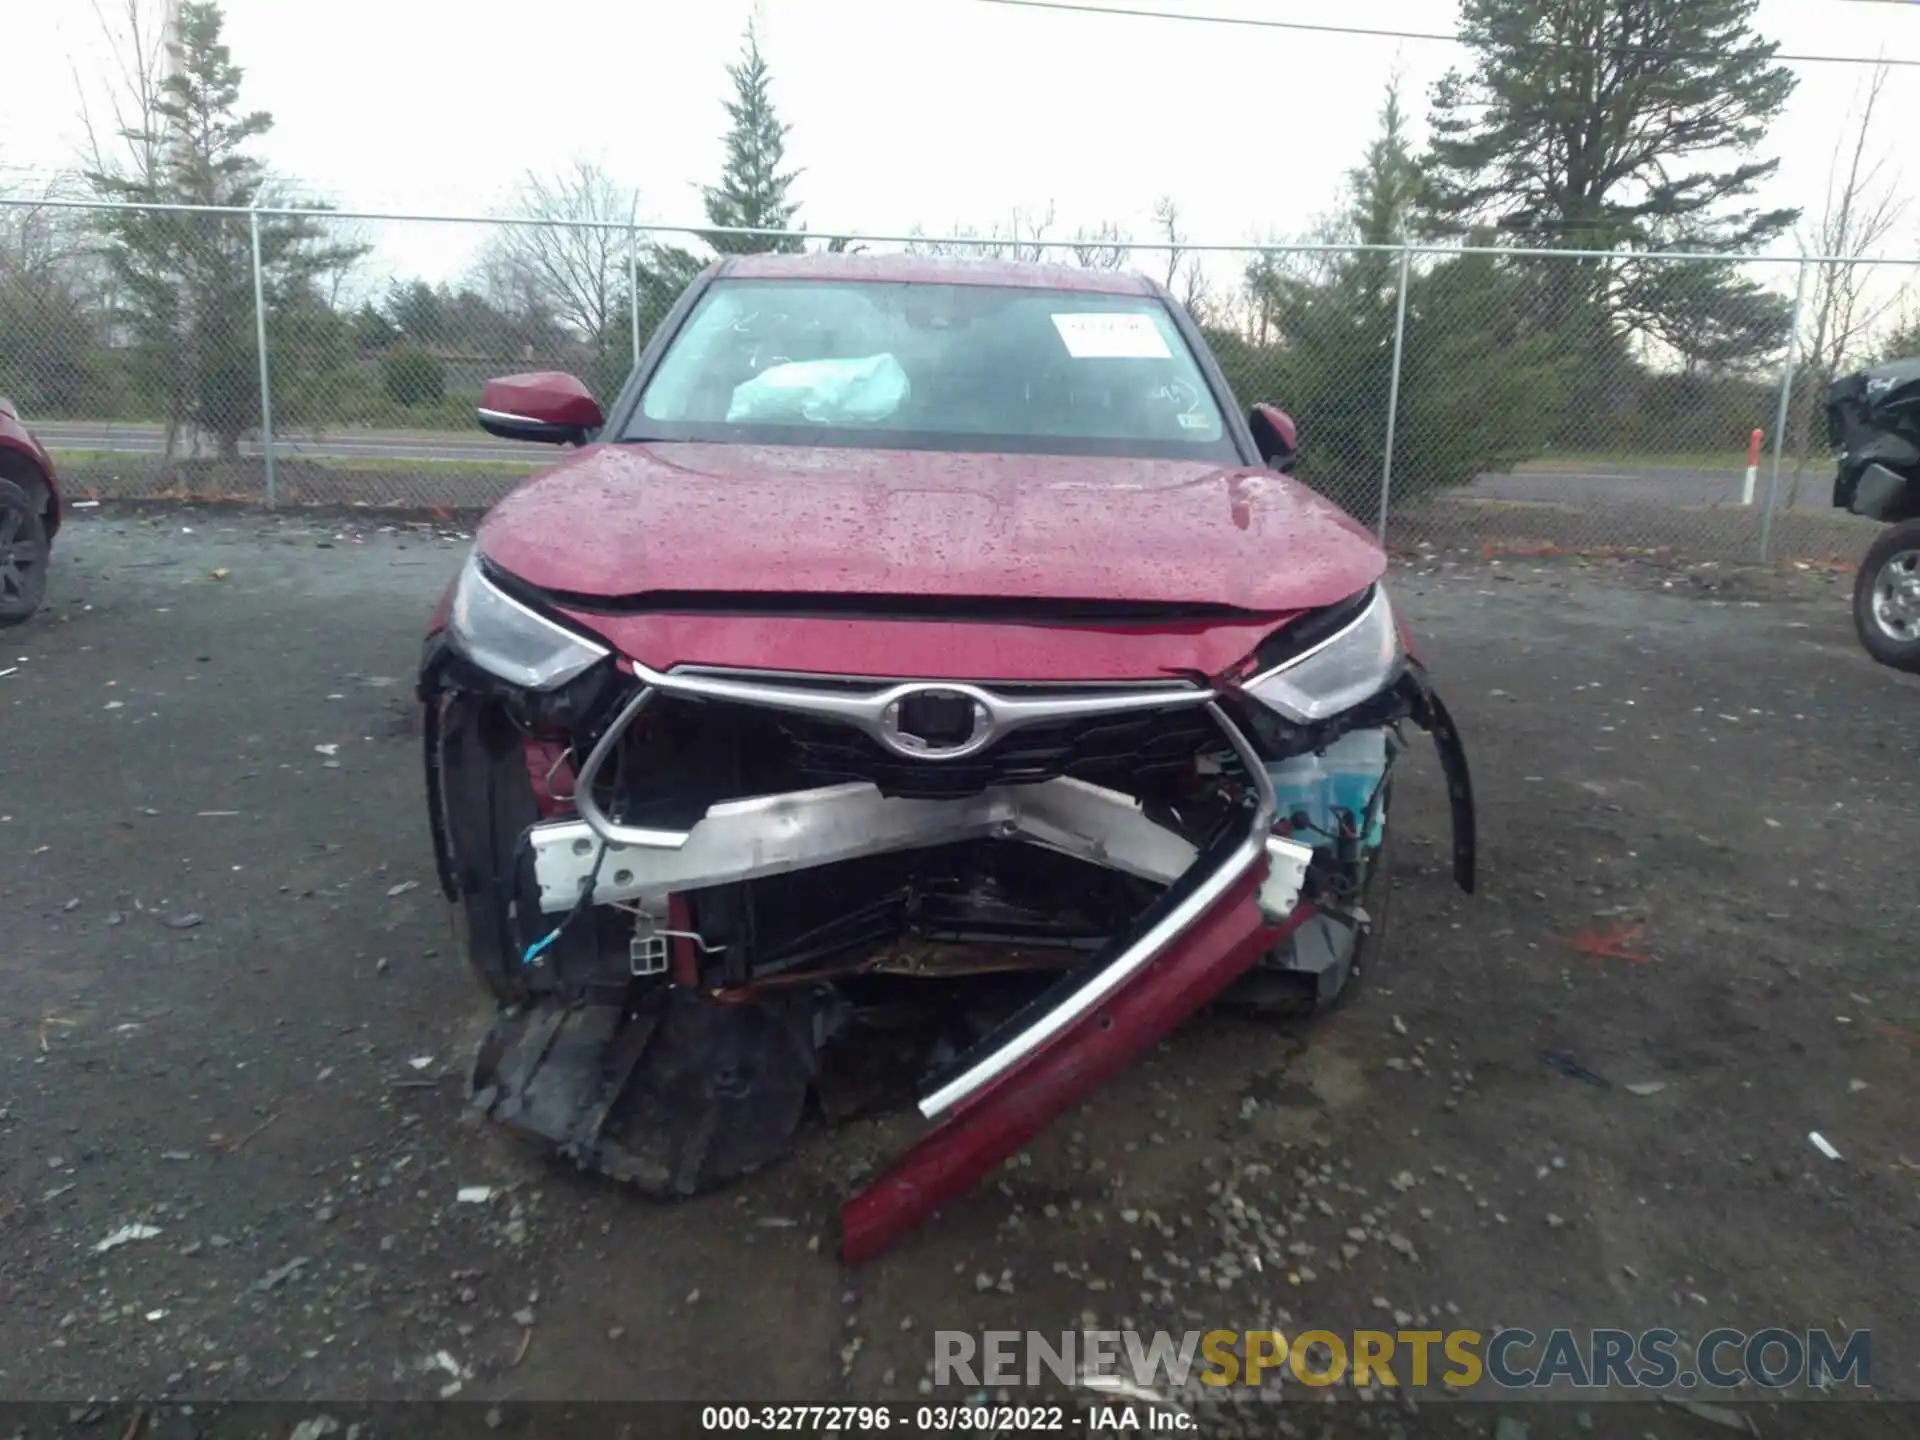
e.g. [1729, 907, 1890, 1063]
[1391, 495, 1880, 570]
[2, 513, 1917, 1435]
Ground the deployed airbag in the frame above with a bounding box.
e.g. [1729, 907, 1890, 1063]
[727, 354, 911, 424]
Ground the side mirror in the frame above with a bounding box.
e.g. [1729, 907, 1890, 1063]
[477, 372, 605, 445]
[1249, 403, 1299, 473]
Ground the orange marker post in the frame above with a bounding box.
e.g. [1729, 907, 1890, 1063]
[1743, 428, 1762, 505]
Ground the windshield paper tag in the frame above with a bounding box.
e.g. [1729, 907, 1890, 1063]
[1051, 312, 1172, 360]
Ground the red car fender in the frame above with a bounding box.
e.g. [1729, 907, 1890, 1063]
[0, 403, 61, 539]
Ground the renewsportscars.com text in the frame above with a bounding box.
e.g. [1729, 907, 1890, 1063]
[934, 1327, 1871, 1391]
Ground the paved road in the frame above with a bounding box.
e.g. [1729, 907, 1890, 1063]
[35, 422, 1843, 512]
[33, 420, 537, 467]
[1461, 462, 1831, 509]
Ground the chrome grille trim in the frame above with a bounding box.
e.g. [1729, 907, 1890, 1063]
[660, 664, 1213, 763]
[568, 664, 1214, 851]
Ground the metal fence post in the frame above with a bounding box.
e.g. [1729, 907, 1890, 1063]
[247, 205, 277, 508]
[628, 221, 642, 364]
[1759, 258, 1811, 564]
[1376, 244, 1413, 542]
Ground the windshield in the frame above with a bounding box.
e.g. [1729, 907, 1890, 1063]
[628, 278, 1237, 461]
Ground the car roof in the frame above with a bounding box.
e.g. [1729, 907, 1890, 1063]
[718, 250, 1159, 296]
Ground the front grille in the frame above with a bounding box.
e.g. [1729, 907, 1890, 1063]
[607, 677, 1222, 823]
[775, 705, 1216, 798]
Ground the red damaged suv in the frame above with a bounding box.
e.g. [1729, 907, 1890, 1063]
[419, 253, 1474, 1261]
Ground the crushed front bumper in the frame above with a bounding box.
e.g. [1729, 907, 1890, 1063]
[437, 652, 1472, 1263]
[525, 670, 1309, 1120]
[527, 775, 1206, 913]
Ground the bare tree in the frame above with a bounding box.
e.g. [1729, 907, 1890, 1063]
[906, 203, 1059, 263]
[0, 186, 107, 414]
[75, 0, 191, 456]
[1069, 220, 1131, 273]
[72, 0, 173, 438]
[1152, 196, 1212, 322]
[474, 243, 567, 360]
[75, 0, 171, 190]
[1789, 62, 1908, 501]
[996, 203, 1056, 263]
[308, 214, 371, 311]
[1234, 214, 1349, 346]
[482, 160, 636, 354]
[1153, 197, 1184, 291]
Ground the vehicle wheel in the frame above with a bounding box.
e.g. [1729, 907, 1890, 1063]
[1853, 519, 1920, 672]
[0, 479, 49, 628]
[1221, 790, 1396, 1019]
[434, 693, 555, 1007]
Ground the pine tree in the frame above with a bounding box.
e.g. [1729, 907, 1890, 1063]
[1338, 78, 1423, 314]
[1422, 0, 1797, 372]
[1351, 81, 1421, 248]
[1225, 81, 1564, 514]
[702, 26, 803, 255]
[86, 1, 361, 457]
[1425, 0, 1798, 252]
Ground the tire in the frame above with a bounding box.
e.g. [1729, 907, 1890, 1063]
[1853, 519, 1920, 673]
[434, 693, 553, 1006]
[0, 478, 49, 628]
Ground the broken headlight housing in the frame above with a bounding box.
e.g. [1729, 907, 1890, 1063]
[446, 549, 608, 691]
[1244, 585, 1404, 723]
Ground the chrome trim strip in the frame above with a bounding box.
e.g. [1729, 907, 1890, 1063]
[476, 407, 562, 430]
[569, 686, 694, 850]
[528, 775, 1200, 913]
[914, 700, 1283, 1120]
[671, 664, 1198, 694]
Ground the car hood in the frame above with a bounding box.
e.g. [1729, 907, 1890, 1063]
[477, 442, 1385, 613]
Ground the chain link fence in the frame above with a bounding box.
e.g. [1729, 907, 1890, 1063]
[4, 195, 1915, 565]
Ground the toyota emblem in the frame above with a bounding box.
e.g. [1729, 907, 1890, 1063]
[880, 688, 992, 757]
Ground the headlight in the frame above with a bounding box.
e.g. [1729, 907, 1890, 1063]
[1244, 586, 1404, 722]
[447, 549, 608, 690]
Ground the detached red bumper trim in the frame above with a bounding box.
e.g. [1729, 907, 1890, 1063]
[840, 873, 1311, 1265]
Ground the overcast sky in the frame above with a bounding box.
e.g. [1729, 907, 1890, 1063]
[4, 0, 1919, 294]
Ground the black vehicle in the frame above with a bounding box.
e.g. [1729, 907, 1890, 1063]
[1831, 357, 1920, 670]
